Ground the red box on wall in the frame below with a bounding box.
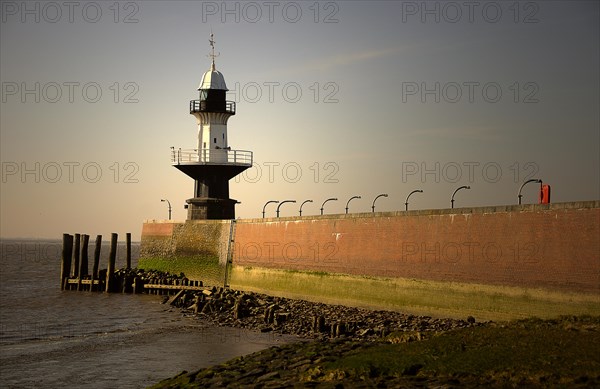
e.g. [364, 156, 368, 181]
[539, 184, 551, 204]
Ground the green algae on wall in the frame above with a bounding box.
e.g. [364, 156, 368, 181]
[139, 220, 232, 286]
[138, 255, 225, 286]
[229, 266, 600, 322]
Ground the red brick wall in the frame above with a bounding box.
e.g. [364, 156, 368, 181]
[233, 202, 600, 294]
[141, 221, 175, 237]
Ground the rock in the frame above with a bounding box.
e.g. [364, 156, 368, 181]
[274, 312, 290, 326]
[192, 296, 204, 314]
[233, 297, 247, 320]
[288, 358, 312, 370]
[331, 321, 346, 337]
[256, 371, 280, 382]
[264, 304, 279, 324]
[238, 367, 266, 379]
[467, 316, 476, 324]
[185, 369, 201, 383]
[402, 363, 423, 376]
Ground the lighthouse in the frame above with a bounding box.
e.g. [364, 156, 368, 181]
[172, 34, 252, 220]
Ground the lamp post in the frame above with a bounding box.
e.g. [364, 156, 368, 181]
[518, 179, 542, 205]
[404, 189, 423, 211]
[276, 200, 296, 218]
[320, 198, 338, 215]
[345, 196, 361, 214]
[451, 186, 470, 209]
[299, 200, 313, 216]
[262, 200, 279, 218]
[160, 199, 172, 220]
[371, 194, 388, 213]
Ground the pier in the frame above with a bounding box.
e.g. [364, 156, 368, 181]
[60, 232, 205, 295]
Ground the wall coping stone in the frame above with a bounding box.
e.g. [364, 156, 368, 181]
[142, 201, 599, 225]
[237, 200, 600, 224]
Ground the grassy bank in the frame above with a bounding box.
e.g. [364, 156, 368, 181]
[150, 316, 600, 388]
[321, 317, 600, 383]
[230, 266, 600, 322]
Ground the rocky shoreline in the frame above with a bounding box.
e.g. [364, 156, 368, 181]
[155, 339, 467, 388]
[135, 270, 599, 388]
[152, 282, 489, 387]
[164, 283, 480, 341]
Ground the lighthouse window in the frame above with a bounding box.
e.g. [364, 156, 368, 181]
[214, 138, 217, 144]
[222, 134, 224, 139]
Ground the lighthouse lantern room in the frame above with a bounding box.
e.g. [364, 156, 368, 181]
[171, 34, 252, 220]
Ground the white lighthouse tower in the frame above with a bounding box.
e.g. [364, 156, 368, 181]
[194, 34, 230, 163]
[172, 34, 252, 220]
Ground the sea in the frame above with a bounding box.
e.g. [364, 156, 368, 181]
[0, 239, 295, 388]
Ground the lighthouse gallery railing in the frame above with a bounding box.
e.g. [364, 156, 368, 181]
[172, 148, 252, 166]
[190, 100, 236, 115]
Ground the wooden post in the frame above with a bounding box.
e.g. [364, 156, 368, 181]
[80, 234, 89, 276]
[133, 276, 144, 294]
[78, 234, 90, 291]
[60, 234, 73, 290]
[106, 233, 117, 293]
[73, 233, 81, 277]
[126, 232, 132, 270]
[90, 235, 101, 292]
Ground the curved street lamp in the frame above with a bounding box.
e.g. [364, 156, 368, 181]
[371, 194, 388, 213]
[299, 200, 313, 216]
[404, 189, 423, 211]
[276, 200, 296, 218]
[518, 179, 542, 205]
[160, 199, 172, 220]
[345, 196, 361, 214]
[451, 186, 470, 209]
[262, 200, 279, 218]
[320, 198, 338, 215]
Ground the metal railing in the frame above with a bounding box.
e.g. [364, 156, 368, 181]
[171, 148, 252, 166]
[189, 100, 236, 114]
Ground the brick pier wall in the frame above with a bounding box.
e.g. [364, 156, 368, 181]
[141, 201, 599, 294]
[232, 201, 599, 294]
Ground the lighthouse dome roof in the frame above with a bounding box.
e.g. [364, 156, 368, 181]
[198, 66, 228, 91]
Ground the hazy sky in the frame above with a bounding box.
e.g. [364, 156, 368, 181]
[1, 1, 598, 240]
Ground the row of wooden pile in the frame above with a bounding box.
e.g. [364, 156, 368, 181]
[59, 233, 206, 294]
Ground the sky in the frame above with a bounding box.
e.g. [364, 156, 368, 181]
[1, 0, 598, 240]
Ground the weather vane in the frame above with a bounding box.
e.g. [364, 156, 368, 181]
[208, 31, 219, 70]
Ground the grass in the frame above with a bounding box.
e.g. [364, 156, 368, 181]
[230, 266, 600, 321]
[320, 316, 600, 385]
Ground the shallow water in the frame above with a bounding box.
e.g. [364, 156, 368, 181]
[0, 239, 295, 388]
